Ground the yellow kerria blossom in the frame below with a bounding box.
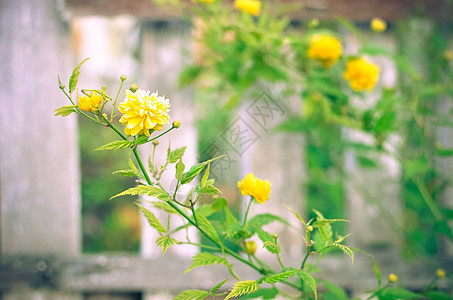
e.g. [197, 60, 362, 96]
[78, 91, 103, 112]
[371, 18, 387, 33]
[234, 0, 261, 16]
[118, 89, 170, 136]
[237, 173, 271, 204]
[307, 34, 343, 67]
[343, 57, 380, 92]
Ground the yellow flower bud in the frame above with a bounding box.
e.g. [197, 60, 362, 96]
[153, 140, 159, 146]
[371, 18, 387, 33]
[234, 0, 261, 16]
[172, 120, 181, 128]
[130, 84, 138, 93]
[436, 268, 446, 278]
[120, 74, 127, 81]
[388, 273, 398, 283]
[308, 18, 319, 29]
[307, 225, 313, 232]
[245, 241, 257, 255]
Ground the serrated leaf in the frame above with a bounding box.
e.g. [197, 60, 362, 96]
[371, 260, 382, 287]
[200, 185, 221, 195]
[176, 158, 185, 181]
[69, 58, 89, 93]
[110, 185, 167, 200]
[134, 135, 149, 145]
[312, 219, 350, 227]
[201, 163, 210, 188]
[298, 271, 317, 300]
[96, 140, 133, 151]
[167, 146, 187, 163]
[136, 203, 166, 233]
[148, 201, 178, 214]
[224, 280, 259, 300]
[210, 278, 229, 294]
[156, 235, 176, 255]
[284, 204, 305, 225]
[378, 287, 422, 299]
[196, 213, 221, 244]
[263, 241, 280, 254]
[173, 289, 209, 300]
[54, 105, 77, 117]
[264, 269, 301, 284]
[180, 155, 225, 184]
[112, 169, 139, 177]
[184, 252, 228, 273]
[332, 243, 354, 263]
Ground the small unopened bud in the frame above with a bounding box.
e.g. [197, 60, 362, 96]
[153, 140, 159, 146]
[309, 240, 315, 246]
[388, 273, 398, 283]
[172, 120, 181, 128]
[245, 241, 257, 255]
[308, 18, 319, 28]
[120, 74, 127, 81]
[130, 84, 138, 93]
[59, 83, 65, 90]
[307, 225, 313, 232]
[436, 268, 446, 278]
[273, 233, 279, 239]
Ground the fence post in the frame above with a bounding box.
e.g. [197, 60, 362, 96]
[0, 0, 81, 299]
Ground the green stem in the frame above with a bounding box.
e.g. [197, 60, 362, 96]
[111, 79, 125, 121]
[415, 177, 443, 222]
[243, 197, 254, 226]
[148, 127, 176, 142]
[301, 252, 310, 270]
[100, 113, 128, 140]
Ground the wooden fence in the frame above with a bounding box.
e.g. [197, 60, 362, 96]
[1, 0, 452, 299]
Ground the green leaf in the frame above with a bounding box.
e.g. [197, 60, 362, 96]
[264, 269, 301, 284]
[284, 205, 305, 225]
[167, 146, 187, 163]
[196, 213, 221, 243]
[95, 140, 133, 151]
[371, 260, 382, 287]
[181, 155, 224, 184]
[155, 235, 176, 254]
[238, 288, 279, 299]
[312, 210, 333, 243]
[436, 148, 453, 156]
[200, 185, 221, 195]
[69, 58, 89, 93]
[176, 158, 185, 181]
[184, 252, 228, 273]
[318, 279, 348, 300]
[332, 243, 354, 263]
[112, 169, 139, 177]
[54, 105, 77, 117]
[210, 278, 229, 294]
[298, 271, 317, 300]
[174, 289, 209, 300]
[424, 291, 453, 300]
[312, 219, 350, 227]
[201, 163, 210, 188]
[148, 201, 178, 214]
[110, 185, 167, 200]
[225, 280, 259, 300]
[263, 241, 280, 254]
[378, 287, 422, 299]
[134, 135, 149, 145]
[178, 65, 204, 88]
[136, 203, 166, 233]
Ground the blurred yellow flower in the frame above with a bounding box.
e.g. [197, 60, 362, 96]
[444, 50, 453, 60]
[78, 91, 103, 112]
[343, 57, 380, 92]
[307, 34, 343, 67]
[237, 173, 271, 204]
[388, 273, 398, 283]
[371, 18, 387, 33]
[118, 89, 170, 136]
[234, 0, 261, 16]
[436, 268, 446, 278]
[245, 241, 257, 254]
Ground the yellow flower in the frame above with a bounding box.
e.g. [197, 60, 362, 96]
[436, 268, 446, 278]
[237, 173, 271, 204]
[343, 57, 380, 92]
[234, 0, 261, 16]
[388, 273, 398, 283]
[371, 18, 387, 33]
[78, 91, 103, 112]
[245, 241, 257, 255]
[118, 89, 170, 136]
[307, 34, 343, 67]
[444, 50, 453, 61]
